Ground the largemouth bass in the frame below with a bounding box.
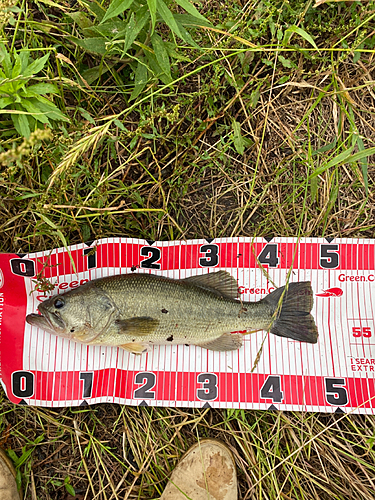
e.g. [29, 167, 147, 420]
[26, 271, 318, 353]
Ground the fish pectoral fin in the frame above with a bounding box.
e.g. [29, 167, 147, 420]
[183, 270, 239, 300]
[119, 342, 147, 354]
[115, 316, 159, 336]
[197, 332, 243, 352]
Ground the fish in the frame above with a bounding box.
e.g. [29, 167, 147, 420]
[26, 271, 318, 353]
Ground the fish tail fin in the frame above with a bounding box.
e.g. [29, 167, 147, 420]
[263, 281, 318, 343]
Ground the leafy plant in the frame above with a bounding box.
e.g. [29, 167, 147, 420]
[68, 0, 211, 97]
[0, 43, 69, 138]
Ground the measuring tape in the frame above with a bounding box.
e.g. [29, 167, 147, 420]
[0, 237, 374, 413]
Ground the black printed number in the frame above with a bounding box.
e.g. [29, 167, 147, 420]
[260, 375, 283, 403]
[320, 245, 339, 269]
[258, 244, 279, 268]
[10, 258, 35, 277]
[134, 372, 156, 399]
[140, 247, 161, 270]
[12, 371, 34, 399]
[199, 245, 219, 267]
[197, 373, 218, 401]
[325, 378, 348, 406]
[79, 372, 93, 399]
[84, 248, 97, 269]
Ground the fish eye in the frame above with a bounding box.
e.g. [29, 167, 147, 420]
[54, 298, 65, 309]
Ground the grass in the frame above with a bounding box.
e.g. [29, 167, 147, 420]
[1, 0, 375, 498]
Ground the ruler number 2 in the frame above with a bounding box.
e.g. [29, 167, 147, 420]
[140, 247, 161, 270]
[134, 372, 156, 399]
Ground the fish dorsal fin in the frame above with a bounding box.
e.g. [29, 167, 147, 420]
[183, 271, 238, 299]
[115, 317, 159, 336]
[197, 332, 243, 352]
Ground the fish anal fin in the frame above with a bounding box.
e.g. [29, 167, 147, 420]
[119, 342, 147, 354]
[197, 332, 243, 352]
[115, 316, 159, 336]
[183, 271, 238, 300]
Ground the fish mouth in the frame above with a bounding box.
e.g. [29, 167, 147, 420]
[26, 304, 66, 334]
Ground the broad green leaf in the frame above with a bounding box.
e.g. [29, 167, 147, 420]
[69, 11, 93, 29]
[34, 96, 70, 122]
[81, 0, 106, 21]
[72, 37, 107, 55]
[121, 13, 140, 56]
[24, 83, 58, 95]
[23, 53, 50, 77]
[151, 33, 171, 79]
[174, 19, 199, 48]
[101, 0, 134, 23]
[175, 0, 208, 22]
[145, 51, 172, 85]
[130, 58, 148, 100]
[12, 110, 31, 138]
[0, 97, 13, 109]
[285, 25, 319, 52]
[0, 43, 12, 76]
[278, 55, 296, 69]
[147, 0, 156, 34]
[19, 50, 30, 73]
[232, 120, 244, 155]
[92, 18, 128, 37]
[20, 99, 51, 124]
[12, 53, 22, 78]
[77, 107, 96, 124]
[157, 0, 184, 41]
[81, 63, 114, 85]
[356, 136, 368, 195]
[173, 13, 211, 27]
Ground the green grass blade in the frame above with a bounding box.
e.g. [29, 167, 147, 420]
[101, 0, 134, 24]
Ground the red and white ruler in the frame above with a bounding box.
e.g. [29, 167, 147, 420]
[0, 237, 374, 413]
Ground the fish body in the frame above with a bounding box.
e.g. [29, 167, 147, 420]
[26, 271, 318, 353]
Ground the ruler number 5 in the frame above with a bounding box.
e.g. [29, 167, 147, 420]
[325, 378, 348, 406]
[320, 244, 339, 269]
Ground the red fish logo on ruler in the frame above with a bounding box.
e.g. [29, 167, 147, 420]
[0, 237, 374, 413]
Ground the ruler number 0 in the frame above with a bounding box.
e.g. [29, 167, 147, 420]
[197, 373, 218, 401]
[260, 375, 283, 403]
[134, 372, 156, 399]
[325, 378, 348, 406]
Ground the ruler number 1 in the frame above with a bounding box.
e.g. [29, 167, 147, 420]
[79, 372, 93, 399]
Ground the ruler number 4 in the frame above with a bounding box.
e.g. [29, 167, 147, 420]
[260, 375, 283, 403]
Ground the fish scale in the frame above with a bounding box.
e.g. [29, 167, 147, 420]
[26, 271, 318, 353]
[93, 273, 272, 346]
